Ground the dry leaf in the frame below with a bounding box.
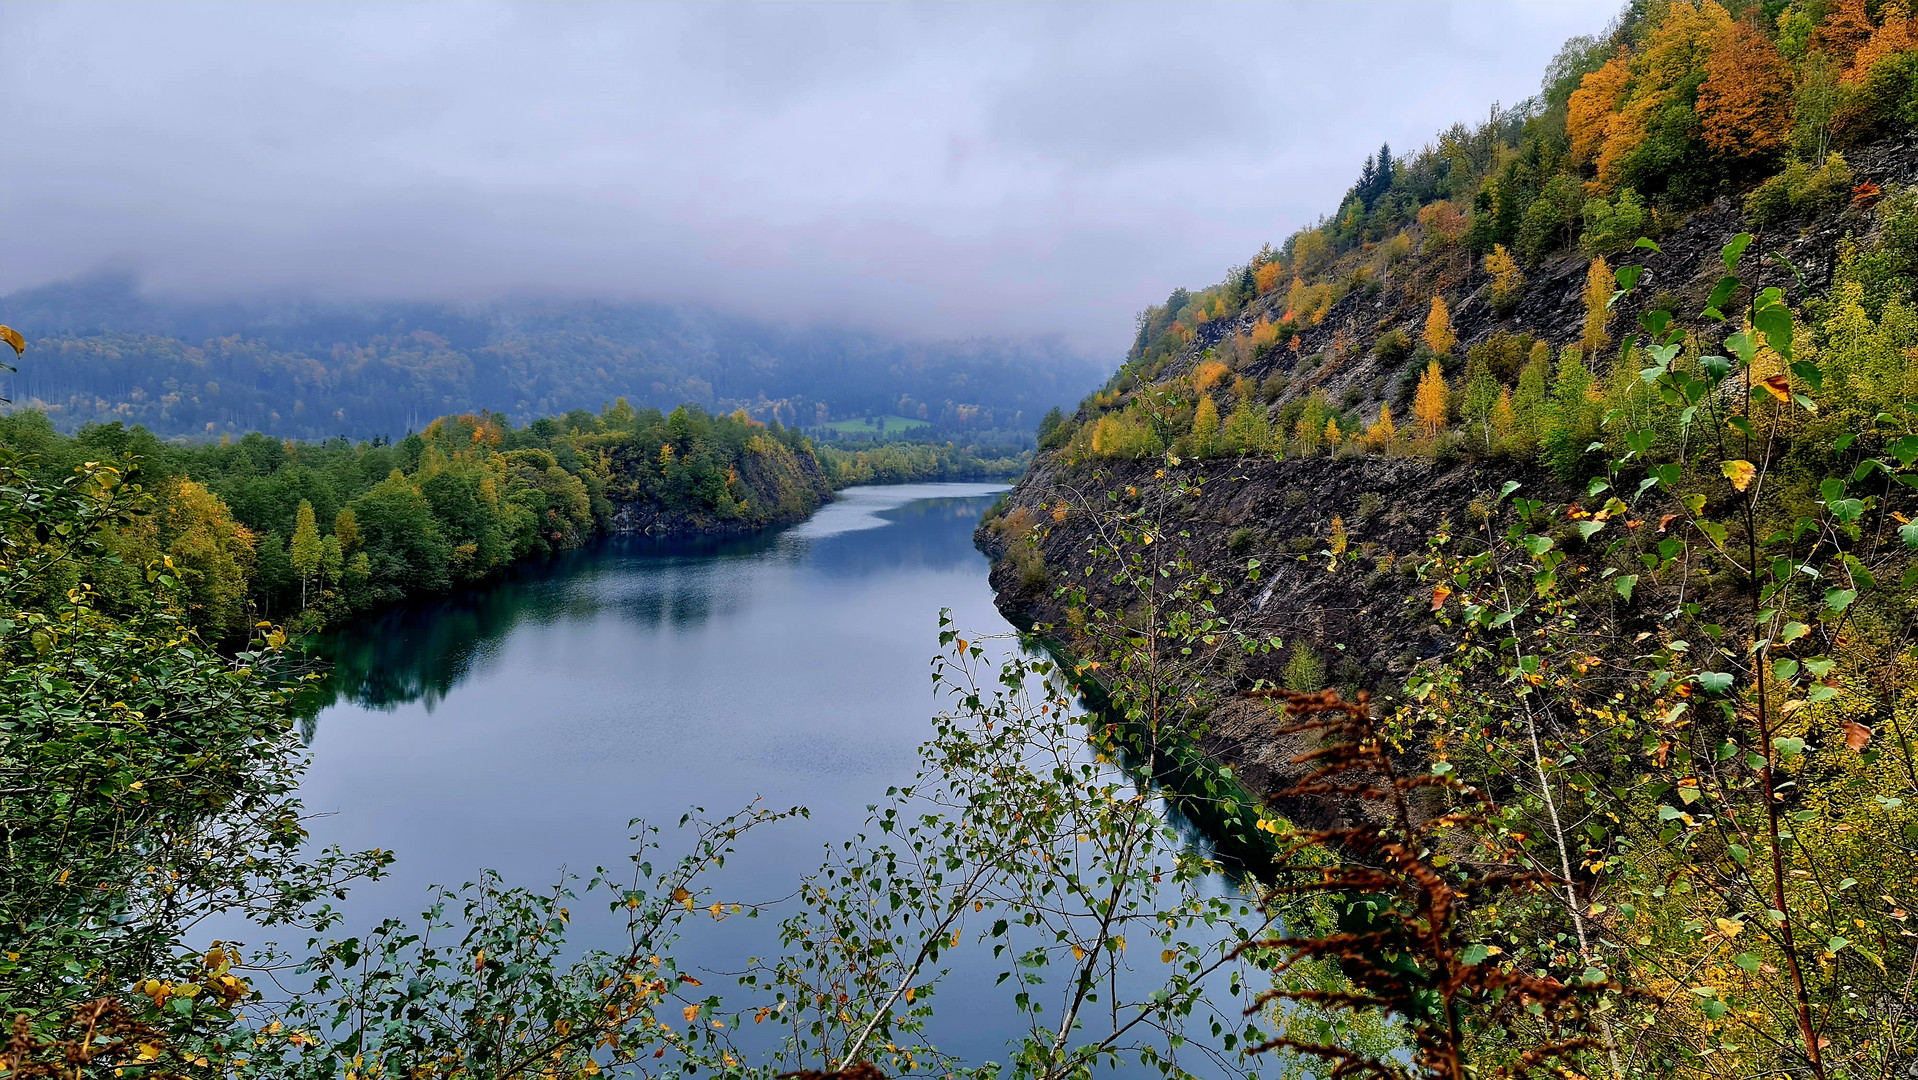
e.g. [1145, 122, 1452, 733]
[1844, 720, 1873, 752]
[1722, 459, 1756, 492]
[1762, 373, 1792, 401]
[1659, 513, 1678, 533]
[0, 326, 21, 358]
[1431, 584, 1452, 611]
[682, 1004, 700, 1023]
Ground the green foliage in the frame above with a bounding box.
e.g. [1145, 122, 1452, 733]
[1744, 152, 1853, 226]
[1580, 187, 1652, 255]
[1282, 642, 1326, 692]
[0, 450, 389, 1054]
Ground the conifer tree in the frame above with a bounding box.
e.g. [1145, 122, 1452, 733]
[1423, 295, 1456, 354]
[1191, 393, 1221, 456]
[1483, 244, 1524, 314]
[1582, 256, 1613, 361]
[1413, 359, 1450, 437]
[290, 499, 323, 609]
[1510, 346, 1551, 451]
[1366, 402, 1396, 451]
[1461, 353, 1501, 447]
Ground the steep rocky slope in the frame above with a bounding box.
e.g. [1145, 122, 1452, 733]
[978, 133, 1918, 818]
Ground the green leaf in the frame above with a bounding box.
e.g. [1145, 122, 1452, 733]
[1615, 264, 1643, 291]
[1577, 520, 1605, 541]
[1774, 737, 1806, 758]
[1728, 844, 1749, 865]
[1460, 943, 1491, 965]
[1722, 233, 1752, 272]
[1754, 303, 1794, 360]
[1635, 237, 1662, 252]
[1778, 622, 1809, 644]
[1697, 671, 1734, 695]
[1825, 588, 1858, 613]
[1522, 534, 1555, 556]
[1615, 575, 1637, 602]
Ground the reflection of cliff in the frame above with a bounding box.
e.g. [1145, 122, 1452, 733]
[299, 489, 1004, 726]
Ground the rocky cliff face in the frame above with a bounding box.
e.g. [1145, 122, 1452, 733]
[978, 133, 1918, 815]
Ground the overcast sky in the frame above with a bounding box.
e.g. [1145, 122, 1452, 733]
[1, 2, 1617, 354]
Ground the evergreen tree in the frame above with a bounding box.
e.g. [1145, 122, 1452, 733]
[290, 499, 323, 609]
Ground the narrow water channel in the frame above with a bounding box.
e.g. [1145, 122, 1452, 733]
[287, 482, 1256, 1071]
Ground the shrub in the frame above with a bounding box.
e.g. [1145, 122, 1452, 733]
[1373, 327, 1414, 366]
[1580, 187, 1651, 254]
[1744, 152, 1852, 227]
[1227, 527, 1256, 554]
[1281, 643, 1326, 691]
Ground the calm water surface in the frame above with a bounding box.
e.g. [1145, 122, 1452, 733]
[291, 483, 1252, 1070]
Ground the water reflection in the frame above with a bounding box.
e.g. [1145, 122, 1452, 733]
[302, 483, 1009, 720]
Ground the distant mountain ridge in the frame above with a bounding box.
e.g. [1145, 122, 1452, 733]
[0, 274, 1109, 442]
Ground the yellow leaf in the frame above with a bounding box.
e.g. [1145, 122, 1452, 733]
[671, 887, 693, 909]
[1721, 459, 1756, 492]
[0, 325, 22, 357]
[1162, 949, 1178, 963]
[905, 986, 915, 1003]
[1715, 917, 1744, 939]
[708, 902, 723, 919]
[1071, 944, 1085, 961]
[473, 949, 485, 972]
[1761, 373, 1792, 402]
[682, 1004, 700, 1023]
[137, 1043, 162, 1061]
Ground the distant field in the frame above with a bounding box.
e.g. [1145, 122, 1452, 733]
[823, 415, 930, 435]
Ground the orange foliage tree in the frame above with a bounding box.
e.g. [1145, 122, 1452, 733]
[1848, 0, 1917, 83]
[1815, 0, 1875, 70]
[1423, 295, 1456, 355]
[1254, 260, 1284, 294]
[1696, 17, 1793, 157]
[1567, 50, 1631, 167]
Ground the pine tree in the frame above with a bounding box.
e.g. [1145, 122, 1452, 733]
[1423, 295, 1456, 355]
[1582, 257, 1614, 361]
[290, 500, 323, 609]
[1413, 360, 1450, 438]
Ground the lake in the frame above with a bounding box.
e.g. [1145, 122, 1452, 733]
[287, 482, 1258, 1071]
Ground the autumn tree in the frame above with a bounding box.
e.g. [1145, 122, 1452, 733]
[1582, 255, 1613, 360]
[1567, 50, 1630, 166]
[1190, 393, 1221, 456]
[1413, 360, 1450, 438]
[1849, 0, 1917, 83]
[162, 478, 257, 640]
[290, 499, 323, 609]
[1696, 18, 1792, 157]
[1814, 0, 1875, 70]
[1254, 260, 1283, 294]
[1422, 294, 1456, 354]
[1365, 402, 1396, 451]
[1483, 243, 1524, 314]
[334, 506, 360, 554]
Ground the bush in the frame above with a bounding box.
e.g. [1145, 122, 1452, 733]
[1744, 153, 1853, 227]
[1282, 643, 1327, 691]
[1227, 527, 1256, 554]
[1373, 328, 1414, 366]
[1580, 187, 1651, 254]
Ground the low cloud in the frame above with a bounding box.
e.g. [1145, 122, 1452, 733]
[0, 1, 1617, 351]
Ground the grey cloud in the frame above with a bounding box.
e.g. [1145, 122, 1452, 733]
[0, 1, 1619, 353]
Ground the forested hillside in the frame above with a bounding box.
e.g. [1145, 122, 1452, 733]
[0, 275, 1106, 444]
[0, 402, 832, 638]
[979, 1, 1918, 1074]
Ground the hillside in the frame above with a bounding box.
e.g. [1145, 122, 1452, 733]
[0, 275, 1108, 444]
[979, 2, 1918, 1072]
